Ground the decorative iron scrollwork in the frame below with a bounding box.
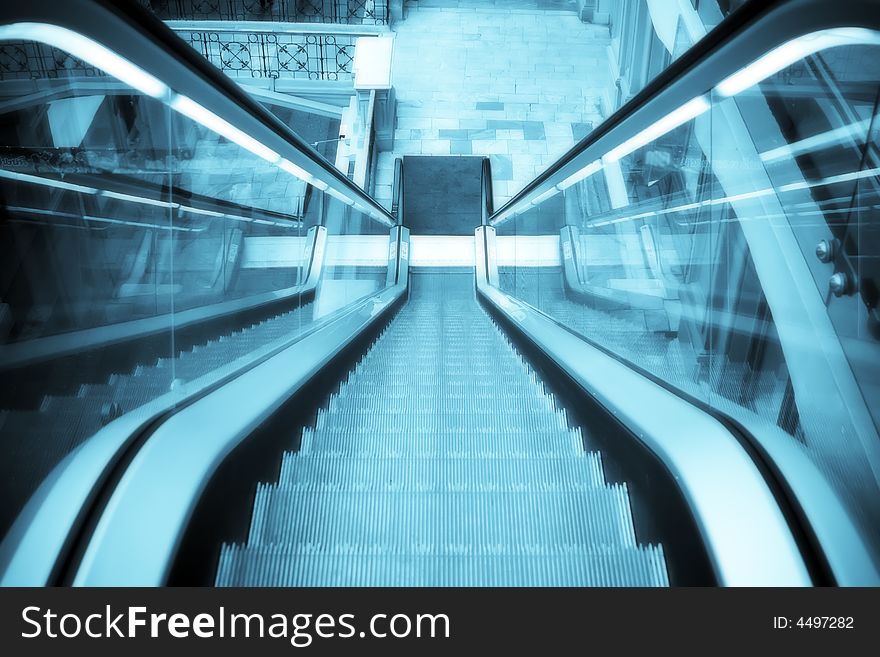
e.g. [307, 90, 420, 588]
[0, 44, 29, 74]
[177, 29, 358, 80]
[219, 42, 252, 71]
[136, 0, 388, 24]
[0, 41, 101, 80]
[0, 27, 360, 82]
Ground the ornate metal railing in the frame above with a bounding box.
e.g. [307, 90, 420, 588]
[137, 0, 388, 26]
[0, 27, 367, 82]
[175, 28, 357, 80]
[0, 40, 102, 80]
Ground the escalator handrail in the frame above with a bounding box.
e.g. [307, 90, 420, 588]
[0, 226, 410, 585]
[488, 0, 880, 226]
[474, 226, 880, 586]
[481, 157, 493, 226]
[0, 0, 395, 226]
[69, 227, 411, 586]
[478, 166, 878, 586]
[391, 157, 404, 223]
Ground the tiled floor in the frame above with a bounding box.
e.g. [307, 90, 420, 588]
[373, 1, 612, 209]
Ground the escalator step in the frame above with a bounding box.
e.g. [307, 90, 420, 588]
[312, 410, 571, 433]
[324, 396, 566, 414]
[217, 273, 669, 587]
[216, 543, 669, 587]
[247, 487, 637, 548]
[299, 428, 585, 455]
[277, 454, 607, 489]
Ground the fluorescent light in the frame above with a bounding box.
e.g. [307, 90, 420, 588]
[778, 166, 880, 193]
[101, 190, 177, 208]
[277, 159, 311, 180]
[760, 119, 871, 163]
[0, 169, 260, 225]
[9, 205, 193, 232]
[529, 188, 559, 206]
[490, 208, 516, 226]
[708, 187, 775, 205]
[0, 23, 167, 98]
[492, 27, 880, 227]
[277, 158, 329, 190]
[716, 28, 880, 97]
[178, 205, 255, 223]
[326, 186, 355, 206]
[171, 99, 335, 193]
[605, 96, 710, 163]
[179, 205, 225, 218]
[169, 94, 280, 164]
[352, 203, 391, 223]
[584, 166, 880, 228]
[82, 214, 192, 231]
[556, 160, 602, 190]
[0, 24, 362, 209]
[627, 210, 658, 220]
[0, 169, 98, 195]
[0, 170, 261, 224]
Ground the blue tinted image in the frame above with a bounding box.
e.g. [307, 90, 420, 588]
[0, 0, 878, 588]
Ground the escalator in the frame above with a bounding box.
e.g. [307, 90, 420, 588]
[1, 0, 880, 588]
[216, 271, 669, 586]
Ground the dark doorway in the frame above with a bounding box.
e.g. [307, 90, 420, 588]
[402, 156, 482, 235]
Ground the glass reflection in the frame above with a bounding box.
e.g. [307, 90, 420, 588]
[0, 30, 391, 544]
[498, 40, 880, 559]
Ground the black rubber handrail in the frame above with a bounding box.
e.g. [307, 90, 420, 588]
[391, 157, 404, 223]
[481, 157, 493, 226]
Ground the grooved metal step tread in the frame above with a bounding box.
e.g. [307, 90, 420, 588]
[216, 544, 669, 587]
[218, 272, 669, 587]
[247, 487, 637, 548]
[278, 454, 607, 489]
[299, 430, 585, 453]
